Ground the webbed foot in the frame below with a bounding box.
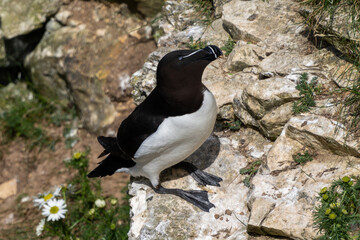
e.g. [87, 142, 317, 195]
[153, 185, 215, 212]
[176, 162, 223, 187]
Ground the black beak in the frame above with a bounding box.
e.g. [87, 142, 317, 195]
[203, 45, 223, 60]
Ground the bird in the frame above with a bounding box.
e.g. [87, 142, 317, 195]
[88, 45, 223, 212]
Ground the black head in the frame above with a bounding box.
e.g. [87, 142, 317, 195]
[156, 45, 223, 88]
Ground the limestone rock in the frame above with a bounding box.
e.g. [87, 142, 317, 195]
[247, 198, 275, 235]
[213, 0, 232, 18]
[25, 1, 155, 132]
[285, 114, 360, 157]
[0, 0, 62, 67]
[233, 91, 259, 128]
[238, 77, 300, 120]
[200, 19, 231, 47]
[204, 61, 258, 108]
[0, 179, 17, 199]
[226, 42, 265, 72]
[222, 0, 298, 44]
[218, 104, 234, 120]
[247, 114, 360, 239]
[229, 128, 273, 160]
[259, 102, 293, 140]
[0, 0, 61, 38]
[153, 0, 207, 47]
[128, 133, 252, 240]
[133, 0, 164, 18]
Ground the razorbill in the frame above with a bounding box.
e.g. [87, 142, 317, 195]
[88, 45, 223, 212]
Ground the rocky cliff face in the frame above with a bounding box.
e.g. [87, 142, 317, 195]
[128, 0, 360, 239]
[0, 0, 156, 132]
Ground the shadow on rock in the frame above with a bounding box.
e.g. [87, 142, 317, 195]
[159, 134, 221, 183]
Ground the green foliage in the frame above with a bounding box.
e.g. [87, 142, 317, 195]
[239, 160, 261, 188]
[302, 0, 360, 62]
[218, 119, 242, 131]
[302, 0, 360, 133]
[221, 37, 236, 56]
[292, 150, 313, 165]
[189, 0, 214, 24]
[36, 150, 130, 239]
[186, 36, 207, 50]
[313, 176, 360, 239]
[341, 74, 360, 132]
[292, 73, 319, 114]
[0, 83, 75, 150]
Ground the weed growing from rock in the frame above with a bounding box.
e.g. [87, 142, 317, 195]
[292, 73, 319, 114]
[186, 36, 207, 50]
[301, 0, 360, 135]
[221, 37, 236, 56]
[34, 150, 130, 239]
[239, 160, 261, 188]
[218, 119, 242, 131]
[189, 0, 214, 24]
[313, 176, 360, 239]
[292, 150, 313, 165]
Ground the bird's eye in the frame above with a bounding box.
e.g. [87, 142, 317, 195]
[178, 56, 184, 61]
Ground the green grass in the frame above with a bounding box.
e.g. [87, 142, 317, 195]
[292, 150, 314, 165]
[302, 0, 360, 133]
[292, 73, 320, 114]
[221, 37, 236, 56]
[340, 71, 360, 133]
[314, 176, 360, 239]
[239, 160, 262, 188]
[36, 150, 130, 239]
[217, 119, 242, 131]
[189, 0, 214, 24]
[186, 36, 207, 50]
[0, 83, 75, 151]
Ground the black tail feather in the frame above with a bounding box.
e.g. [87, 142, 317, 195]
[97, 136, 134, 161]
[98, 149, 110, 158]
[87, 154, 135, 178]
[97, 136, 117, 152]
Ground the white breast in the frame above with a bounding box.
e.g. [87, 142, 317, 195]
[130, 90, 217, 187]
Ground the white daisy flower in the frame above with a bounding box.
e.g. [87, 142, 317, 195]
[36, 218, 45, 236]
[95, 199, 106, 208]
[42, 199, 67, 221]
[34, 187, 61, 208]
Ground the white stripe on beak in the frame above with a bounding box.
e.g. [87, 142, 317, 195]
[207, 46, 217, 58]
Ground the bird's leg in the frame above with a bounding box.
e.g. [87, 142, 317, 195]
[175, 162, 223, 187]
[152, 185, 215, 212]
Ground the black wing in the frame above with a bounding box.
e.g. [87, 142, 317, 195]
[116, 87, 169, 157]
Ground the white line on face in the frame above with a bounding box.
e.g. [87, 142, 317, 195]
[179, 49, 203, 60]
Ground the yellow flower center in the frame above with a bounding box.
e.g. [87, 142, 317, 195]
[50, 206, 59, 214]
[73, 152, 82, 159]
[43, 193, 53, 202]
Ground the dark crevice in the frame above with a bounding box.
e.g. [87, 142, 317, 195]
[1, 17, 50, 85]
[97, 0, 163, 19]
[4, 27, 46, 64]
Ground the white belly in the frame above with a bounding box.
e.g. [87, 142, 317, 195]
[130, 90, 217, 186]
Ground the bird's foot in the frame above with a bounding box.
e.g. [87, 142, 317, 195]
[153, 185, 215, 212]
[176, 162, 223, 187]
